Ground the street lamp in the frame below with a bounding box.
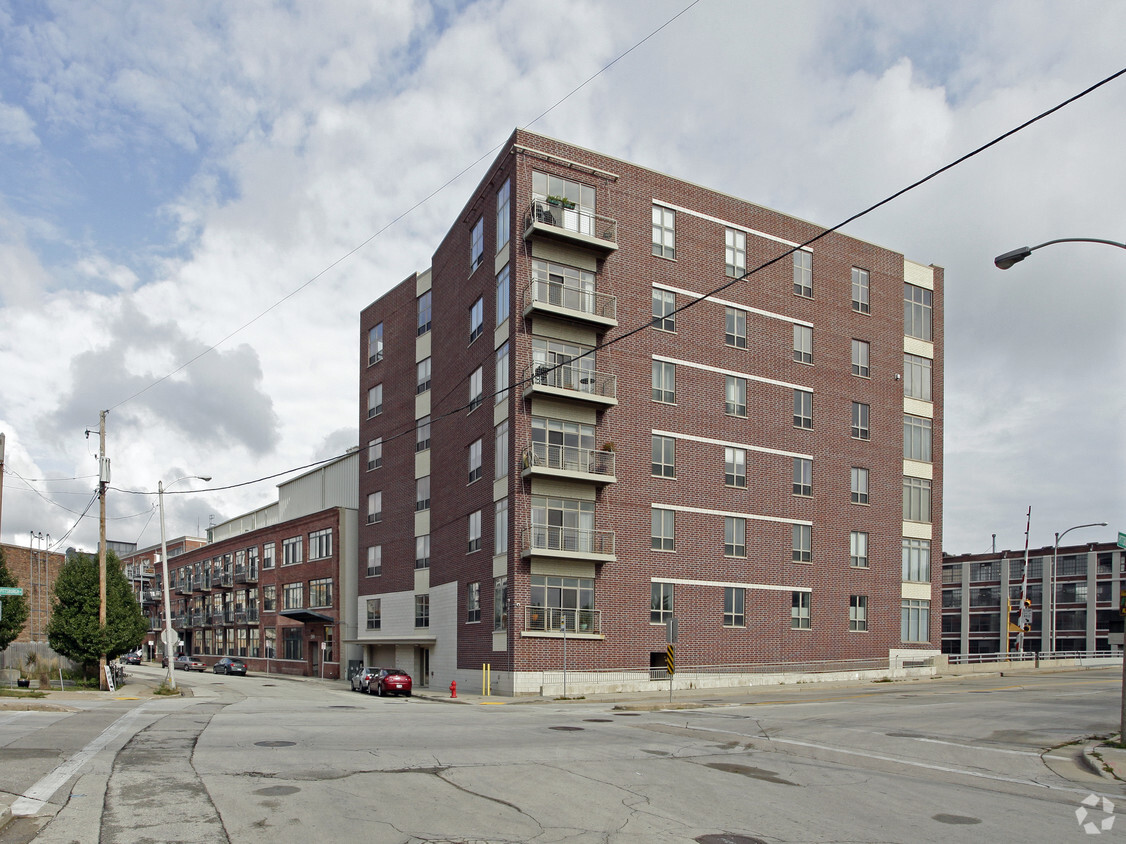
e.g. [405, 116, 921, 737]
[1048, 522, 1107, 653]
[994, 238, 1126, 269]
[158, 475, 210, 690]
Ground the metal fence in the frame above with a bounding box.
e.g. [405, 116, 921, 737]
[947, 650, 1119, 665]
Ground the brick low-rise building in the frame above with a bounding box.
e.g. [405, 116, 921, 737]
[0, 541, 66, 644]
[358, 130, 943, 695]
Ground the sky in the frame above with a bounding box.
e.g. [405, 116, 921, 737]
[0, 0, 1123, 558]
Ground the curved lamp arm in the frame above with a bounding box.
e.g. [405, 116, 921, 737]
[995, 238, 1126, 269]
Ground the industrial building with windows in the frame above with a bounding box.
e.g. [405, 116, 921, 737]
[358, 129, 943, 694]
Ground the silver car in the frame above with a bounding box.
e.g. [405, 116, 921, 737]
[351, 666, 379, 692]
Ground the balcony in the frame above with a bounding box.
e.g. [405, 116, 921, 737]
[197, 576, 212, 593]
[234, 566, 259, 584]
[521, 443, 615, 485]
[522, 278, 617, 330]
[176, 584, 192, 596]
[522, 361, 616, 407]
[140, 589, 162, 604]
[189, 613, 205, 627]
[524, 606, 602, 635]
[521, 525, 615, 563]
[523, 199, 617, 255]
[207, 613, 224, 627]
[219, 574, 234, 588]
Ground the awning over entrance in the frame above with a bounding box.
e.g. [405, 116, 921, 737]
[342, 634, 437, 646]
[279, 608, 335, 624]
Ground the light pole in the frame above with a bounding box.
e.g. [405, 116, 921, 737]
[1048, 522, 1107, 653]
[994, 238, 1126, 270]
[159, 475, 210, 690]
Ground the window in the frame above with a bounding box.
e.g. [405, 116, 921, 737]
[850, 531, 869, 568]
[793, 250, 812, 297]
[368, 322, 383, 365]
[529, 575, 595, 631]
[903, 353, 932, 402]
[262, 584, 276, 612]
[469, 297, 484, 342]
[283, 582, 303, 610]
[309, 578, 332, 608]
[793, 389, 813, 429]
[493, 421, 510, 481]
[725, 447, 747, 488]
[725, 516, 746, 557]
[309, 528, 332, 560]
[651, 582, 674, 623]
[366, 545, 381, 577]
[416, 415, 431, 452]
[495, 263, 511, 326]
[468, 510, 482, 553]
[793, 457, 812, 497]
[283, 627, 303, 661]
[793, 324, 813, 364]
[367, 491, 382, 524]
[494, 498, 508, 555]
[494, 576, 508, 630]
[652, 288, 676, 331]
[415, 594, 430, 628]
[652, 435, 676, 478]
[495, 342, 509, 403]
[652, 360, 676, 403]
[904, 284, 933, 341]
[903, 477, 932, 523]
[415, 535, 430, 570]
[902, 599, 930, 642]
[366, 598, 381, 630]
[851, 402, 870, 440]
[368, 438, 382, 470]
[791, 592, 810, 629]
[904, 414, 932, 462]
[651, 509, 675, 551]
[851, 468, 869, 504]
[725, 375, 747, 417]
[851, 339, 870, 377]
[469, 366, 483, 411]
[282, 536, 303, 566]
[852, 268, 870, 314]
[725, 228, 746, 277]
[468, 439, 482, 483]
[850, 595, 868, 632]
[470, 217, 484, 272]
[367, 384, 382, 418]
[725, 308, 747, 349]
[652, 205, 675, 259]
[496, 180, 510, 252]
[467, 582, 481, 623]
[417, 357, 431, 394]
[416, 476, 430, 512]
[903, 538, 931, 582]
[792, 523, 812, 562]
[724, 587, 745, 627]
[264, 627, 277, 659]
[262, 542, 275, 570]
[417, 290, 432, 336]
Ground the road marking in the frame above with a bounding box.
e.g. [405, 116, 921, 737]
[907, 737, 1042, 756]
[11, 703, 151, 816]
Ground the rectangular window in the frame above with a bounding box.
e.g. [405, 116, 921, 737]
[903, 353, 933, 401]
[262, 542, 275, 570]
[309, 528, 332, 560]
[851, 339, 870, 377]
[725, 308, 747, 349]
[283, 627, 303, 661]
[850, 531, 869, 568]
[725, 516, 746, 558]
[468, 510, 482, 553]
[495, 420, 509, 480]
[652, 288, 676, 331]
[903, 538, 931, 582]
[902, 599, 930, 642]
[469, 297, 484, 342]
[529, 574, 595, 631]
[793, 389, 813, 429]
[496, 180, 510, 252]
[366, 545, 381, 577]
[724, 447, 747, 488]
[904, 283, 933, 341]
[283, 582, 303, 610]
[282, 536, 303, 566]
[904, 414, 933, 462]
[309, 578, 332, 608]
[417, 290, 432, 336]
[495, 263, 511, 326]
[793, 250, 812, 297]
[468, 438, 483, 483]
[651, 582, 674, 623]
[724, 586, 746, 626]
[416, 357, 431, 394]
[416, 415, 431, 452]
[262, 584, 276, 612]
[791, 592, 811, 629]
[366, 598, 381, 630]
[368, 322, 383, 366]
[851, 467, 869, 504]
[652, 205, 675, 259]
[903, 477, 932, 523]
[469, 366, 483, 411]
[495, 341, 509, 403]
[851, 402, 870, 440]
[651, 434, 675, 478]
[725, 375, 747, 417]
[852, 268, 870, 314]
[494, 576, 508, 630]
[792, 523, 812, 562]
[416, 476, 430, 512]
[415, 535, 430, 570]
[850, 595, 868, 632]
[652, 360, 676, 403]
[264, 627, 276, 659]
[367, 384, 383, 418]
[470, 217, 484, 272]
[793, 324, 813, 364]
[725, 228, 746, 277]
[467, 582, 481, 623]
[651, 508, 675, 551]
[367, 491, 382, 524]
[793, 457, 812, 497]
[415, 594, 430, 628]
[494, 498, 508, 556]
[368, 437, 382, 470]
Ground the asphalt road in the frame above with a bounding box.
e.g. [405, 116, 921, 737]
[1, 666, 1123, 843]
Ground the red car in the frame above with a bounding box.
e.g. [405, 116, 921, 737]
[370, 668, 412, 697]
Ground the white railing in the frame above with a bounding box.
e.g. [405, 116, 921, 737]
[947, 650, 1119, 664]
[522, 525, 615, 557]
[522, 443, 615, 478]
[525, 278, 616, 322]
[525, 198, 617, 244]
[523, 361, 616, 401]
[524, 606, 601, 634]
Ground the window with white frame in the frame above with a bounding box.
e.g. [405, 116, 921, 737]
[852, 268, 870, 314]
[793, 324, 813, 364]
[792, 523, 812, 562]
[903, 538, 931, 582]
[262, 584, 277, 611]
[725, 516, 746, 557]
[652, 205, 676, 259]
[793, 250, 812, 297]
[724, 586, 745, 627]
[495, 420, 509, 479]
[309, 578, 332, 608]
[368, 322, 383, 365]
[791, 592, 810, 629]
[793, 457, 812, 497]
[494, 498, 508, 555]
[725, 375, 747, 417]
[417, 290, 432, 336]
[725, 307, 747, 349]
[851, 468, 869, 504]
[794, 389, 813, 429]
[496, 180, 510, 252]
[415, 476, 430, 511]
[851, 402, 870, 440]
[416, 357, 431, 394]
[469, 366, 483, 411]
[852, 339, 870, 377]
[367, 384, 383, 418]
[903, 477, 932, 523]
[904, 283, 933, 341]
[415, 534, 430, 570]
[366, 545, 381, 577]
[850, 595, 868, 632]
[283, 582, 303, 610]
[495, 342, 509, 403]
[415, 594, 430, 628]
[651, 434, 675, 478]
[904, 414, 932, 462]
[496, 264, 510, 325]
[652, 360, 676, 403]
[651, 582, 674, 623]
[725, 228, 746, 277]
[367, 491, 382, 524]
[468, 439, 482, 483]
[262, 542, 275, 570]
[652, 288, 676, 331]
[468, 510, 482, 553]
[494, 576, 508, 630]
[904, 353, 932, 401]
[282, 536, 303, 566]
[651, 509, 675, 551]
[467, 582, 481, 623]
[850, 531, 869, 568]
[469, 297, 484, 342]
[368, 438, 382, 470]
[366, 598, 381, 630]
[309, 528, 332, 560]
[416, 415, 431, 452]
[902, 599, 930, 642]
[724, 447, 747, 488]
[470, 217, 484, 272]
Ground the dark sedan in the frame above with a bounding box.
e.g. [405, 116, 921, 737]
[213, 657, 247, 676]
[120, 652, 142, 665]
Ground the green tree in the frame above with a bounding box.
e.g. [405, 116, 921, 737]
[47, 551, 147, 668]
[0, 547, 30, 650]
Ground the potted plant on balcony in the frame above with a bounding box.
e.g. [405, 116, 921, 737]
[546, 195, 576, 210]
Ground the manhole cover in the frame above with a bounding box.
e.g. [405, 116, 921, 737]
[933, 814, 981, 825]
[549, 726, 584, 731]
[254, 785, 300, 797]
[696, 835, 768, 844]
[254, 740, 296, 747]
[583, 719, 613, 723]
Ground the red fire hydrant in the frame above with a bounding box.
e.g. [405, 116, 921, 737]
[450, 680, 457, 698]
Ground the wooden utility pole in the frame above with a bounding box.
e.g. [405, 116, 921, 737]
[98, 411, 108, 691]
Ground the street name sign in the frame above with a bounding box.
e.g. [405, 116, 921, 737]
[0, 587, 24, 596]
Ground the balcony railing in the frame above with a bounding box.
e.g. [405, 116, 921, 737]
[219, 574, 234, 588]
[521, 443, 615, 484]
[208, 613, 224, 626]
[522, 361, 616, 406]
[189, 612, 205, 627]
[524, 199, 617, 252]
[524, 606, 602, 634]
[234, 565, 259, 584]
[521, 525, 615, 560]
[176, 584, 192, 596]
[523, 278, 617, 328]
[197, 576, 212, 592]
[140, 589, 162, 604]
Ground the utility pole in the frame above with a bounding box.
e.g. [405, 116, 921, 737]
[98, 411, 109, 690]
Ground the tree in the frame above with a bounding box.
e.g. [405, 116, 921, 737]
[47, 551, 147, 668]
[0, 547, 30, 650]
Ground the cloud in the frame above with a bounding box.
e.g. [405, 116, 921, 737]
[0, 101, 37, 148]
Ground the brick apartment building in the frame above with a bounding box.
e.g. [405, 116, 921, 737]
[358, 129, 943, 694]
[0, 540, 66, 644]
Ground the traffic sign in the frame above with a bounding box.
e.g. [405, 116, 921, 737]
[1118, 532, 1126, 550]
[0, 587, 23, 596]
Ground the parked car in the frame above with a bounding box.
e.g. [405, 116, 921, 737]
[351, 666, 379, 693]
[120, 652, 142, 665]
[174, 655, 208, 672]
[213, 657, 247, 676]
[370, 668, 412, 697]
